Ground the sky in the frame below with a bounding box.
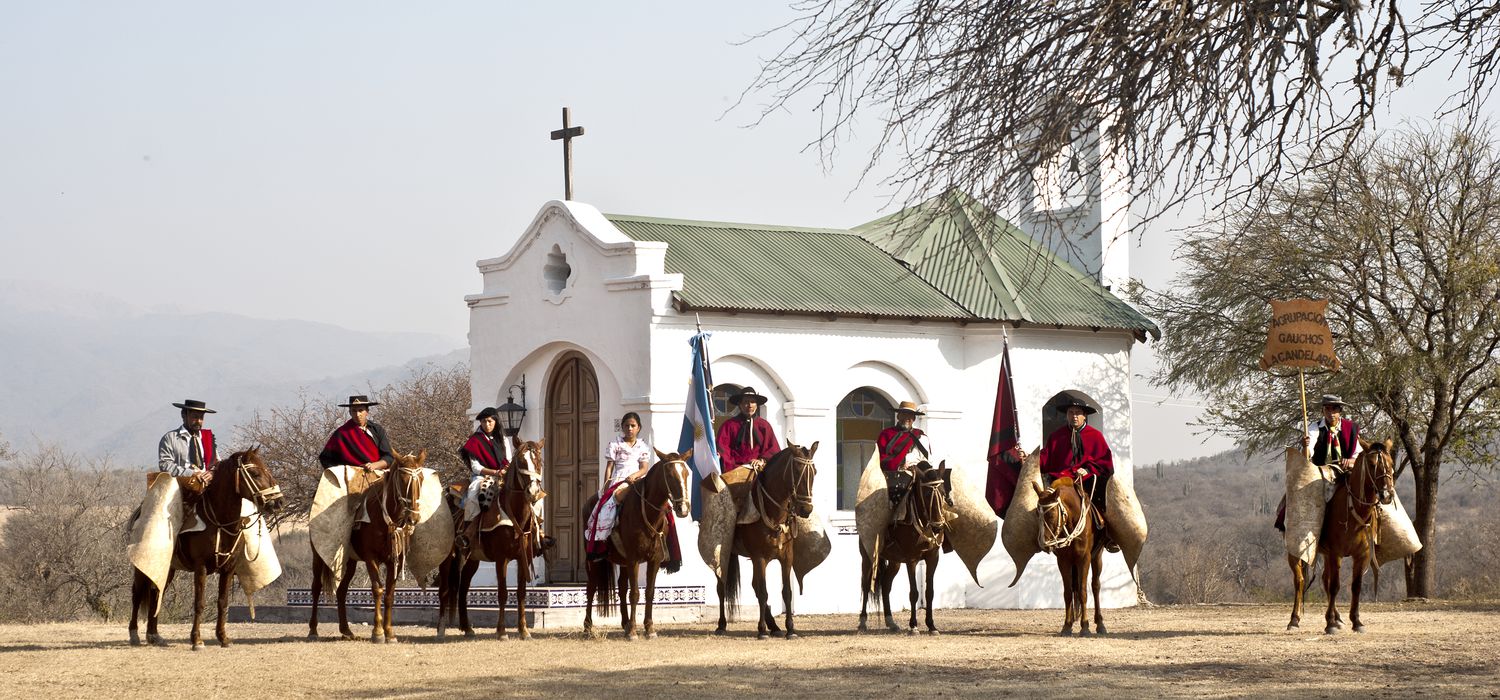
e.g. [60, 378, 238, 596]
[0, 2, 1476, 464]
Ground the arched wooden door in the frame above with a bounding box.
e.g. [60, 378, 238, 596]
[545, 353, 599, 582]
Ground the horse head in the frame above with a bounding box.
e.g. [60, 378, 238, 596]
[1357, 438, 1396, 506]
[387, 449, 428, 526]
[652, 448, 695, 518]
[223, 448, 284, 515]
[509, 437, 546, 504]
[779, 441, 819, 519]
[909, 459, 950, 524]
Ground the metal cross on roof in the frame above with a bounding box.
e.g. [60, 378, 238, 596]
[549, 107, 585, 200]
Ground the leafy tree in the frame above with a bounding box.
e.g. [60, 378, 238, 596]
[1138, 123, 1500, 597]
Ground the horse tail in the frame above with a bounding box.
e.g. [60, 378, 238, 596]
[722, 555, 741, 622]
[592, 559, 616, 617]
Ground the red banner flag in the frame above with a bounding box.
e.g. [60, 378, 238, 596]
[985, 339, 1022, 517]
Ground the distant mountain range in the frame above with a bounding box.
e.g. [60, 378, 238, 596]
[0, 280, 466, 463]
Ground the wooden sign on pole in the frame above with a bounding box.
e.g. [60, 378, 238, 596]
[1260, 298, 1340, 453]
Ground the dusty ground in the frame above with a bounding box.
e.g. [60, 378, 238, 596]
[2, 601, 1497, 698]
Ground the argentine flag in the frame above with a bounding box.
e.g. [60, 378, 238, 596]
[677, 331, 719, 519]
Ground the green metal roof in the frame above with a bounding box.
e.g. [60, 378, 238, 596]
[606, 192, 1159, 338]
[854, 191, 1160, 337]
[606, 215, 973, 320]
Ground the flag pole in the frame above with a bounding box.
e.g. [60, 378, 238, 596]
[1298, 368, 1309, 458]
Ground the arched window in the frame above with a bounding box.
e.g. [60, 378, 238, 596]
[711, 383, 742, 428]
[835, 388, 894, 510]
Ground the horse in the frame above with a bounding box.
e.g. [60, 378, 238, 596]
[128, 449, 285, 649]
[583, 449, 693, 639]
[858, 460, 950, 635]
[714, 442, 819, 640]
[304, 450, 426, 642]
[437, 438, 546, 640]
[1287, 439, 1396, 634]
[1034, 476, 1105, 636]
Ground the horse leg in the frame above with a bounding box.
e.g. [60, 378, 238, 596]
[1350, 547, 1369, 633]
[644, 562, 659, 640]
[781, 555, 798, 640]
[584, 559, 597, 637]
[858, 548, 872, 633]
[880, 559, 899, 632]
[436, 555, 450, 640]
[1058, 555, 1075, 636]
[1077, 546, 1093, 637]
[146, 570, 172, 647]
[515, 557, 531, 641]
[906, 562, 920, 635]
[216, 567, 234, 647]
[460, 559, 478, 638]
[336, 559, 358, 640]
[1091, 545, 1106, 635]
[924, 551, 940, 635]
[190, 564, 207, 651]
[619, 564, 632, 634]
[496, 558, 509, 641]
[128, 568, 146, 646]
[365, 559, 384, 643]
[308, 556, 324, 639]
[1323, 554, 1342, 634]
[1287, 555, 1305, 630]
[383, 558, 398, 643]
[626, 564, 642, 641]
[752, 558, 772, 640]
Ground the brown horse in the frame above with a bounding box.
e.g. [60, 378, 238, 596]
[859, 460, 949, 635]
[583, 449, 693, 639]
[437, 438, 546, 640]
[304, 451, 427, 642]
[715, 442, 818, 640]
[1288, 439, 1396, 634]
[1034, 476, 1105, 636]
[128, 449, 285, 649]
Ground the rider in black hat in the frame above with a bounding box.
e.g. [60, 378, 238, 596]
[715, 386, 780, 472]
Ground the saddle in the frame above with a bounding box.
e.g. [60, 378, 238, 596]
[722, 463, 763, 525]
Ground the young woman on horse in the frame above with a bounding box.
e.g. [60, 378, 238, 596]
[716, 386, 780, 472]
[457, 406, 509, 549]
[585, 412, 681, 571]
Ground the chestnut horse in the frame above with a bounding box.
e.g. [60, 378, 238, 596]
[859, 460, 949, 635]
[584, 449, 693, 639]
[128, 449, 285, 649]
[1288, 439, 1396, 633]
[715, 442, 818, 640]
[437, 438, 546, 640]
[1035, 476, 1105, 636]
[304, 451, 426, 642]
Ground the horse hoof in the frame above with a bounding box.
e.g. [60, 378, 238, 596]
[1325, 627, 1338, 635]
[714, 628, 726, 636]
[464, 630, 476, 639]
[385, 635, 398, 644]
[1095, 627, 1106, 636]
[497, 633, 508, 641]
[340, 633, 356, 641]
[907, 628, 918, 636]
[219, 639, 231, 648]
[149, 635, 168, 648]
[191, 642, 205, 651]
[756, 633, 769, 640]
[129, 631, 141, 646]
[1079, 628, 1092, 638]
[645, 631, 657, 640]
[519, 632, 531, 641]
[785, 632, 799, 640]
[927, 629, 941, 636]
[857, 623, 868, 633]
[1286, 623, 1299, 631]
[1058, 630, 1073, 637]
[886, 626, 900, 634]
[1353, 625, 1366, 634]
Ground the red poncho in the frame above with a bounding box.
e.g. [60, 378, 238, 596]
[716, 416, 779, 471]
[876, 427, 927, 471]
[460, 431, 507, 470]
[1040, 424, 1114, 482]
[322, 420, 381, 466]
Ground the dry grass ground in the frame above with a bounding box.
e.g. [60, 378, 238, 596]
[2, 601, 1497, 698]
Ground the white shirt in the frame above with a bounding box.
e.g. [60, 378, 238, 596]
[604, 436, 653, 485]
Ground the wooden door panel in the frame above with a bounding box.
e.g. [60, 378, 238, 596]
[545, 355, 598, 583]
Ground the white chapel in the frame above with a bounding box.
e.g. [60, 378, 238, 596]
[464, 159, 1157, 612]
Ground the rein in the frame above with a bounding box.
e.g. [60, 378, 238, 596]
[198, 455, 282, 570]
[1037, 480, 1091, 551]
[752, 453, 815, 536]
[632, 459, 688, 543]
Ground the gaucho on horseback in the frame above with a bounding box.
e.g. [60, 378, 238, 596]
[716, 386, 780, 471]
[1275, 394, 1362, 532]
[1039, 398, 1113, 517]
[155, 398, 218, 529]
[456, 406, 509, 551]
[876, 401, 939, 522]
[319, 395, 394, 472]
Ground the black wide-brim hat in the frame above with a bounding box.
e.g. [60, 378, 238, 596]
[1053, 397, 1097, 415]
[1319, 394, 1346, 409]
[172, 399, 216, 414]
[338, 395, 381, 408]
[475, 406, 500, 422]
[728, 386, 770, 406]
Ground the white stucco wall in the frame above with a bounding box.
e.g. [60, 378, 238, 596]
[465, 200, 1145, 612]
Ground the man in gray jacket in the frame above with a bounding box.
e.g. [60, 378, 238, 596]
[158, 399, 217, 479]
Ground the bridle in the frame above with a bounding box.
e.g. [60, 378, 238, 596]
[899, 462, 948, 548]
[1037, 479, 1091, 551]
[200, 452, 284, 568]
[634, 458, 691, 540]
[1341, 446, 1394, 532]
[753, 451, 817, 533]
